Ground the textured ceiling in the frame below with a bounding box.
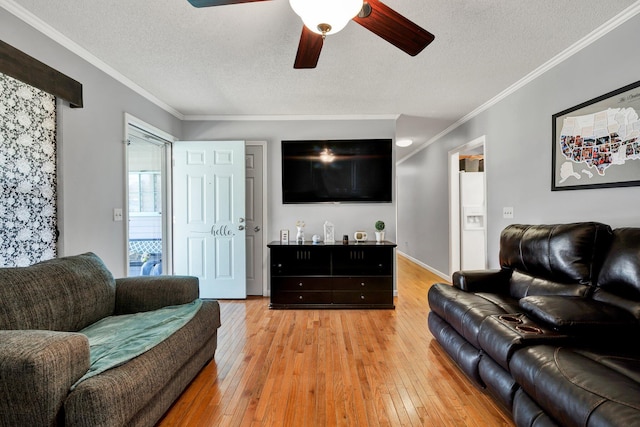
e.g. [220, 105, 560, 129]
[3, 0, 639, 153]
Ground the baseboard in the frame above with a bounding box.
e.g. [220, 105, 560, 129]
[397, 251, 451, 282]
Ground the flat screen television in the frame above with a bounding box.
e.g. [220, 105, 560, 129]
[282, 139, 392, 203]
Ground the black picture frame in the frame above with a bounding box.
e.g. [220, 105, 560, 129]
[552, 79, 640, 191]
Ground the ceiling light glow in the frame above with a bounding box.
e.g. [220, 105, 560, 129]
[289, 0, 364, 36]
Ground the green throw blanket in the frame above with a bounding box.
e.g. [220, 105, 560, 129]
[72, 299, 203, 389]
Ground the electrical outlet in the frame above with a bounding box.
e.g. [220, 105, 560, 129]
[502, 207, 514, 219]
[113, 208, 123, 222]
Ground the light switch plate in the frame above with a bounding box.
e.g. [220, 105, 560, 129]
[502, 207, 514, 219]
[113, 208, 123, 222]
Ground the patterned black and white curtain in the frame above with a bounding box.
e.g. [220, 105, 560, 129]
[0, 72, 57, 267]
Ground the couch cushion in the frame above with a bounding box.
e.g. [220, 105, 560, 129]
[593, 228, 640, 322]
[64, 300, 221, 427]
[428, 312, 484, 386]
[519, 295, 638, 335]
[499, 222, 612, 285]
[512, 389, 561, 427]
[510, 345, 640, 427]
[428, 283, 519, 347]
[0, 253, 115, 331]
[509, 270, 591, 299]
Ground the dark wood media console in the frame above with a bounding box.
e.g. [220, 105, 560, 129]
[267, 241, 396, 309]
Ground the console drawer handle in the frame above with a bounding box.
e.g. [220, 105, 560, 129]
[298, 295, 303, 300]
[360, 282, 366, 287]
[360, 295, 365, 300]
[298, 282, 303, 287]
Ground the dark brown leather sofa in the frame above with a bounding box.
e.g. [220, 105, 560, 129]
[428, 222, 640, 427]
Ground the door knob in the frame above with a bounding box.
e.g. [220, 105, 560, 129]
[239, 218, 245, 223]
[254, 226, 261, 232]
[238, 225, 245, 231]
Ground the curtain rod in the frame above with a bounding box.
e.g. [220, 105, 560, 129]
[0, 39, 83, 108]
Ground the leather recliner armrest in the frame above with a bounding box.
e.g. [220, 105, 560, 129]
[0, 330, 89, 426]
[452, 269, 511, 293]
[114, 276, 200, 314]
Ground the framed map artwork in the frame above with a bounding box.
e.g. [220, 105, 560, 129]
[552, 79, 640, 191]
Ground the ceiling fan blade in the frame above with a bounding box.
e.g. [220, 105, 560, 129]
[352, 0, 435, 56]
[294, 26, 324, 69]
[187, 0, 269, 8]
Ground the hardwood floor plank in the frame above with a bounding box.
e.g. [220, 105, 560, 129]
[157, 255, 514, 427]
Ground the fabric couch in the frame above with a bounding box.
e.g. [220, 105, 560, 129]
[0, 252, 221, 427]
[428, 222, 640, 426]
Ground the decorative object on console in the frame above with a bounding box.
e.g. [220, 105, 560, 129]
[354, 231, 368, 242]
[312, 234, 321, 243]
[375, 220, 385, 242]
[323, 221, 335, 243]
[295, 220, 305, 243]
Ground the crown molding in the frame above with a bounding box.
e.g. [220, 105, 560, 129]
[182, 114, 399, 121]
[4, 0, 640, 131]
[397, 0, 640, 165]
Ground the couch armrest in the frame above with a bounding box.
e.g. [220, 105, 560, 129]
[452, 269, 511, 293]
[0, 330, 89, 426]
[114, 276, 200, 314]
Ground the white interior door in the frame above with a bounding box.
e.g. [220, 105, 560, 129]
[245, 145, 264, 296]
[173, 140, 246, 299]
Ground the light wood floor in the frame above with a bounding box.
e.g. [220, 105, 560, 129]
[157, 256, 514, 426]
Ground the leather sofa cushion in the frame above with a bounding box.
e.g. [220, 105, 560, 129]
[509, 270, 591, 299]
[510, 345, 640, 427]
[428, 283, 519, 347]
[512, 389, 560, 427]
[428, 312, 484, 385]
[499, 222, 612, 285]
[597, 228, 640, 297]
[519, 295, 638, 334]
[593, 228, 640, 321]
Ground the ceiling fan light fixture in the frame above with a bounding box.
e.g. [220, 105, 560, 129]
[289, 0, 363, 36]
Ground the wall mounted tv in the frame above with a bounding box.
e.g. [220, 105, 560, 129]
[282, 139, 392, 204]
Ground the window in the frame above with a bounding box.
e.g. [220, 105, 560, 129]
[128, 172, 162, 213]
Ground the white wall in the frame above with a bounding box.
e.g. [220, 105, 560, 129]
[1, 10, 183, 277]
[182, 119, 397, 245]
[397, 13, 640, 276]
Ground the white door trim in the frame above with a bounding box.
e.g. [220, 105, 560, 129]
[246, 140, 268, 296]
[448, 135, 486, 277]
[123, 113, 176, 276]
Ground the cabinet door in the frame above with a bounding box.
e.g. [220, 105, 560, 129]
[332, 247, 393, 275]
[270, 247, 330, 275]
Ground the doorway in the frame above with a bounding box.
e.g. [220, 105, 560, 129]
[245, 143, 267, 296]
[448, 136, 487, 276]
[125, 121, 173, 276]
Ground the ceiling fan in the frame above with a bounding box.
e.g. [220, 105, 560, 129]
[187, 0, 435, 69]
